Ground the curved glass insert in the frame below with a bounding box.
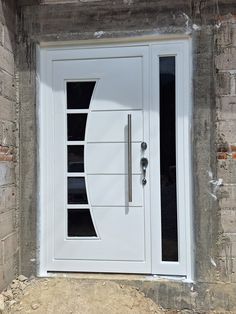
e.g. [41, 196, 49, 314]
[68, 209, 97, 237]
[68, 177, 88, 204]
[67, 81, 96, 109]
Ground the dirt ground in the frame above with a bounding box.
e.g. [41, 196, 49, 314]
[2, 277, 234, 314]
[1, 277, 163, 314]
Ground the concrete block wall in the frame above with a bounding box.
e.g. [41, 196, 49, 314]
[14, 0, 236, 311]
[216, 16, 236, 284]
[0, 0, 18, 292]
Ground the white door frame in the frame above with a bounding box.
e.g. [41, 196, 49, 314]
[37, 38, 193, 280]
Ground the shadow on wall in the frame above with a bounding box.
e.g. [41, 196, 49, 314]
[17, 0, 41, 6]
[2, 0, 17, 55]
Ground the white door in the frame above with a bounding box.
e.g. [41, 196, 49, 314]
[39, 41, 192, 277]
[43, 46, 151, 273]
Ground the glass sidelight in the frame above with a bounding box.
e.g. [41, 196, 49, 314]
[66, 81, 97, 238]
[159, 57, 178, 262]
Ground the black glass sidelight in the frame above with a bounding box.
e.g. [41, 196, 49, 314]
[68, 209, 97, 237]
[67, 114, 87, 141]
[68, 146, 84, 173]
[68, 177, 88, 204]
[160, 57, 178, 262]
[67, 81, 96, 109]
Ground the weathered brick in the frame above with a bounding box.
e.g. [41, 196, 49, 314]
[2, 231, 18, 263]
[0, 185, 16, 214]
[0, 70, 15, 101]
[232, 24, 236, 47]
[0, 45, 14, 75]
[0, 256, 17, 291]
[1, 120, 16, 146]
[217, 257, 236, 283]
[0, 210, 15, 239]
[221, 209, 236, 234]
[0, 95, 15, 122]
[217, 120, 236, 143]
[215, 48, 236, 71]
[218, 159, 236, 184]
[217, 22, 232, 47]
[4, 185, 16, 211]
[216, 96, 236, 121]
[218, 233, 236, 258]
[216, 72, 231, 96]
[220, 185, 236, 208]
[0, 162, 15, 186]
[230, 73, 236, 95]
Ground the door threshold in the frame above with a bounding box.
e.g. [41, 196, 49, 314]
[38, 272, 190, 283]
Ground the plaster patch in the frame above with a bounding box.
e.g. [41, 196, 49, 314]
[94, 31, 105, 38]
[192, 24, 201, 31]
[210, 257, 217, 267]
[182, 13, 190, 28]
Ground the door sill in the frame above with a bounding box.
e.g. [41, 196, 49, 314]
[38, 272, 191, 283]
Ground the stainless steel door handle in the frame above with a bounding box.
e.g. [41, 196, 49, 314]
[128, 114, 132, 202]
[141, 157, 148, 185]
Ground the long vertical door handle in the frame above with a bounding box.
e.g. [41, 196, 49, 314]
[128, 114, 132, 202]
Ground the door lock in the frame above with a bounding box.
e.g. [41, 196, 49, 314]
[140, 157, 148, 185]
[141, 142, 147, 150]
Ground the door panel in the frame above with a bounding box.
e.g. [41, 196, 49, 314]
[86, 143, 142, 174]
[86, 111, 143, 143]
[55, 206, 145, 261]
[87, 175, 143, 207]
[49, 45, 151, 273]
[53, 56, 143, 111]
[40, 41, 191, 277]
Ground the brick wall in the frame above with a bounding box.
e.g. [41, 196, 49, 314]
[216, 17, 236, 283]
[0, 0, 18, 292]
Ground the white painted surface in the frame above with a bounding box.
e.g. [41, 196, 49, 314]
[86, 111, 143, 143]
[39, 40, 193, 279]
[86, 143, 142, 174]
[87, 175, 143, 207]
[45, 45, 151, 273]
[54, 206, 145, 261]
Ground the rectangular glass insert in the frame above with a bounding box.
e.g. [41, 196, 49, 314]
[68, 177, 88, 204]
[67, 114, 87, 141]
[68, 145, 84, 173]
[160, 56, 178, 262]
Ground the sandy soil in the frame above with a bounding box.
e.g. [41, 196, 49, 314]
[2, 277, 163, 314]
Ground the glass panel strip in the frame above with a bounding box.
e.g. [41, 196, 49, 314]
[160, 56, 178, 262]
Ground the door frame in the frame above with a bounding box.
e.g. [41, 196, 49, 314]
[37, 37, 193, 281]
